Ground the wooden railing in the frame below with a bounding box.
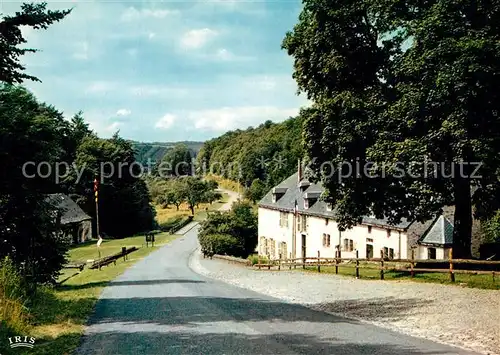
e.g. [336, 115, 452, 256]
[89, 246, 139, 270]
[254, 249, 500, 282]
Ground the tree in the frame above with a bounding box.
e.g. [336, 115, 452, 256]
[0, 2, 71, 84]
[161, 143, 191, 177]
[0, 85, 71, 284]
[68, 134, 155, 237]
[179, 177, 209, 215]
[245, 178, 267, 204]
[283, 0, 500, 258]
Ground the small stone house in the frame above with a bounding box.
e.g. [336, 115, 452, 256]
[257, 161, 482, 261]
[46, 193, 92, 244]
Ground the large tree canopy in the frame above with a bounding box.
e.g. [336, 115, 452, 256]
[283, 0, 500, 258]
[0, 2, 71, 84]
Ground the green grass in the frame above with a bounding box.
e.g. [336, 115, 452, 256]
[155, 193, 229, 224]
[21, 232, 180, 355]
[295, 264, 499, 290]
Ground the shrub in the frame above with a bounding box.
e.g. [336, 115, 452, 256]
[199, 234, 244, 256]
[0, 257, 29, 335]
[247, 254, 269, 265]
[198, 200, 257, 258]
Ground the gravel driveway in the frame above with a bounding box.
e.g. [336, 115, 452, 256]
[190, 251, 500, 355]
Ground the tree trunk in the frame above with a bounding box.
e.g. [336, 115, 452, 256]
[190, 205, 195, 215]
[453, 176, 472, 259]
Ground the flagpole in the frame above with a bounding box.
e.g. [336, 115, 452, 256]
[94, 177, 102, 259]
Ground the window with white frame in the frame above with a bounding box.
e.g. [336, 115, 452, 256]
[279, 212, 289, 228]
[297, 214, 307, 232]
[326, 234, 331, 247]
[343, 238, 354, 252]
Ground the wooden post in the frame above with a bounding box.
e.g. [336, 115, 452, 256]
[317, 250, 321, 273]
[335, 250, 339, 274]
[258, 254, 261, 270]
[449, 248, 455, 282]
[410, 249, 415, 278]
[122, 247, 126, 262]
[268, 253, 271, 270]
[289, 252, 292, 270]
[278, 253, 281, 271]
[380, 250, 384, 280]
[355, 250, 360, 279]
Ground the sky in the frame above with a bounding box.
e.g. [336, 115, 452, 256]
[1, 0, 311, 142]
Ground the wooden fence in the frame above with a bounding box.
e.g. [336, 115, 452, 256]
[254, 249, 500, 282]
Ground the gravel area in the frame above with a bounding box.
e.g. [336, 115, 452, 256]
[190, 250, 500, 355]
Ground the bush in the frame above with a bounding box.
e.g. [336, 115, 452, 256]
[199, 234, 244, 256]
[198, 200, 257, 258]
[169, 216, 194, 234]
[158, 216, 184, 232]
[247, 254, 269, 265]
[0, 257, 29, 335]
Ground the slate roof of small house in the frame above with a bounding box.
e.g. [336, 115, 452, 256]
[258, 172, 412, 230]
[45, 193, 91, 225]
[418, 215, 454, 246]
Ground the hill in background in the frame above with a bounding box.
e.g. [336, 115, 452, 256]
[131, 141, 204, 165]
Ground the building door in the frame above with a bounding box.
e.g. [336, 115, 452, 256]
[301, 234, 306, 261]
[366, 244, 374, 259]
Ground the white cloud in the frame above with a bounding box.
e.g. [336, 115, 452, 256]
[155, 114, 176, 129]
[85, 81, 118, 94]
[148, 32, 156, 39]
[106, 122, 122, 132]
[180, 28, 218, 49]
[72, 41, 90, 60]
[129, 85, 188, 99]
[121, 7, 179, 21]
[116, 109, 131, 117]
[186, 106, 300, 131]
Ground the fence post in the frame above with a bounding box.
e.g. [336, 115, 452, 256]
[410, 249, 415, 278]
[278, 253, 281, 271]
[317, 250, 321, 273]
[355, 250, 360, 279]
[268, 253, 271, 270]
[335, 250, 339, 274]
[449, 248, 455, 282]
[380, 249, 384, 280]
[258, 254, 261, 270]
[289, 252, 292, 270]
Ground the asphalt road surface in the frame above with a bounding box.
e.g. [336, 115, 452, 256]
[75, 225, 479, 355]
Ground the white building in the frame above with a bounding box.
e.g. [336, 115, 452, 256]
[257, 161, 455, 261]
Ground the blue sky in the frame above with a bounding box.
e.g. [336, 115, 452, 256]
[3, 0, 310, 142]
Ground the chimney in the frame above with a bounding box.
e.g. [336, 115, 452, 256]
[298, 158, 303, 183]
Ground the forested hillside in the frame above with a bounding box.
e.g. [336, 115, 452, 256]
[132, 141, 203, 165]
[196, 117, 304, 202]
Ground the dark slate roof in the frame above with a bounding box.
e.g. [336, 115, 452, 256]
[45, 193, 91, 225]
[259, 172, 412, 230]
[419, 215, 454, 246]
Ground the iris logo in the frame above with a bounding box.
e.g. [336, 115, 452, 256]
[8, 336, 36, 349]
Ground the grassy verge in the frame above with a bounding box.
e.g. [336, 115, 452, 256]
[294, 264, 499, 290]
[8, 232, 180, 355]
[155, 193, 229, 225]
[204, 174, 245, 194]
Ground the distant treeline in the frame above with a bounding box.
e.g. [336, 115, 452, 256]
[132, 141, 203, 165]
[196, 117, 304, 202]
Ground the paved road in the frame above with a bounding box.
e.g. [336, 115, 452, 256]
[76, 224, 479, 355]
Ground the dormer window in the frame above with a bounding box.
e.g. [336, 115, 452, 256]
[272, 187, 287, 203]
[299, 180, 310, 192]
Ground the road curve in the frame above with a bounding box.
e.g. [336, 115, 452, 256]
[76, 224, 479, 355]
